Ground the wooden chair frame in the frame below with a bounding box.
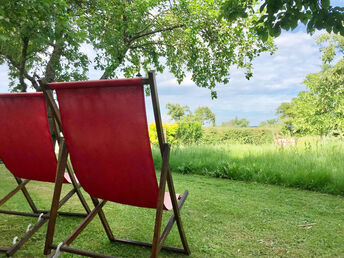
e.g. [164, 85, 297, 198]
[0, 102, 91, 257]
[40, 71, 191, 258]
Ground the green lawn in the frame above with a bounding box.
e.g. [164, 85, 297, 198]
[1, 164, 344, 257]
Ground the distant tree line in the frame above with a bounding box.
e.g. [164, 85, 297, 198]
[166, 103, 216, 126]
[222, 116, 250, 127]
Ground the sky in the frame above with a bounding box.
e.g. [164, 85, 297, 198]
[0, 2, 342, 126]
[149, 30, 322, 126]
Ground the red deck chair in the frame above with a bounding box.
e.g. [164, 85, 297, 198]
[43, 71, 191, 257]
[0, 92, 90, 257]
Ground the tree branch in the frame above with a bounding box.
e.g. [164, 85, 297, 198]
[129, 24, 184, 43]
[130, 41, 175, 49]
[99, 24, 182, 79]
[134, 11, 168, 38]
[99, 48, 128, 79]
[0, 49, 40, 91]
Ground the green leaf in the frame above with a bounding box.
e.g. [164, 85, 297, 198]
[321, 0, 330, 10]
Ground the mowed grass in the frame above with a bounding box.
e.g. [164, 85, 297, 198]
[152, 138, 344, 196]
[1, 165, 344, 257]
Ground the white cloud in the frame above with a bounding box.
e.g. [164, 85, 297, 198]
[0, 64, 10, 93]
[151, 30, 322, 125]
[0, 29, 323, 126]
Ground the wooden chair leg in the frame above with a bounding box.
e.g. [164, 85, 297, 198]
[0, 179, 30, 207]
[158, 190, 189, 253]
[166, 170, 191, 255]
[151, 144, 170, 258]
[66, 161, 91, 214]
[153, 143, 190, 256]
[47, 200, 107, 258]
[151, 203, 164, 258]
[6, 213, 49, 256]
[42, 189, 190, 258]
[44, 140, 68, 255]
[2, 185, 79, 257]
[14, 177, 39, 213]
[91, 197, 115, 241]
[45, 192, 188, 258]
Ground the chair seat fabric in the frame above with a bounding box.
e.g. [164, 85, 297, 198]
[0, 93, 69, 183]
[51, 79, 171, 209]
[164, 193, 180, 211]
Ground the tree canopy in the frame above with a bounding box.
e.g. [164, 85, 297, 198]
[193, 106, 216, 126]
[166, 103, 216, 126]
[222, 116, 250, 127]
[0, 0, 88, 91]
[259, 118, 279, 127]
[166, 103, 191, 121]
[277, 33, 344, 136]
[222, 0, 344, 40]
[0, 0, 274, 97]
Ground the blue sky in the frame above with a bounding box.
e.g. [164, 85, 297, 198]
[149, 30, 322, 126]
[0, 2, 342, 126]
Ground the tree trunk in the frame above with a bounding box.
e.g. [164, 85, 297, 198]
[44, 41, 63, 145]
[19, 37, 29, 92]
[45, 42, 63, 83]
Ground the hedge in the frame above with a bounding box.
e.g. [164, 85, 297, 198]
[149, 124, 276, 145]
[200, 127, 275, 145]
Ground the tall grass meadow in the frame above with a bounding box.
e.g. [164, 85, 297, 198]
[152, 137, 344, 196]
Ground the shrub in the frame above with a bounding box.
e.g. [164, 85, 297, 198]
[149, 122, 202, 145]
[149, 123, 179, 145]
[201, 127, 275, 144]
[176, 121, 203, 144]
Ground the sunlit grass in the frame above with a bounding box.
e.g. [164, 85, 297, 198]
[1, 165, 344, 257]
[153, 138, 344, 195]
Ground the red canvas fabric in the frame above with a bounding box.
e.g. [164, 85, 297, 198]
[51, 79, 166, 209]
[0, 93, 58, 182]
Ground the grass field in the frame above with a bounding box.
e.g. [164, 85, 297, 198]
[152, 138, 344, 196]
[1, 165, 344, 257]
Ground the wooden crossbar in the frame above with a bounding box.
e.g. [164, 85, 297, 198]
[0, 145, 90, 256]
[0, 183, 85, 257]
[46, 187, 188, 258]
[0, 209, 87, 218]
[0, 179, 30, 207]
